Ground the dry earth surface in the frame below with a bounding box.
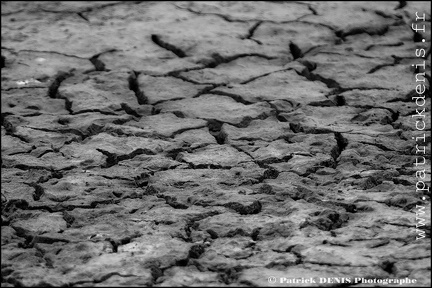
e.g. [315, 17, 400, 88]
[1, 1, 431, 287]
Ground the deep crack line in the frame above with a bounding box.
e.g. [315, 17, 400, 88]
[164, 66, 206, 77]
[39, 1, 137, 15]
[365, 42, 404, 51]
[1, 86, 47, 92]
[4, 48, 88, 60]
[168, 53, 278, 82]
[89, 56, 106, 71]
[341, 23, 391, 38]
[394, 1, 407, 10]
[174, 3, 321, 24]
[333, 132, 348, 162]
[169, 73, 208, 85]
[47, 71, 74, 99]
[128, 70, 148, 105]
[243, 21, 263, 40]
[88, 49, 117, 71]
[198, 52, 277, 70]
[205, 90, 253, 105]
[151, 34, 187, 58]
[307, 5, 318, 15]
[173, 4, 249, 23]
[76, 12, 89, 22]
[367, 56, 401, 74]
[2, 2, 429, 286]
[96, 147, 156, 168]
[289, 41, 303, 60]
[240, 67, 294, 84]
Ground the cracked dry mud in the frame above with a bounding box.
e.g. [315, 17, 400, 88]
[1, 1, 431, 287]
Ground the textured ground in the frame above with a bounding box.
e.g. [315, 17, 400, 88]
[1, 1, 431, 287]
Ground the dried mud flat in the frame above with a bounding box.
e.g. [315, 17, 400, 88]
[1, 1, 431, 287]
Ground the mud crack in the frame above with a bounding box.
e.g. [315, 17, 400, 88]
[151, 34, 187, 58]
